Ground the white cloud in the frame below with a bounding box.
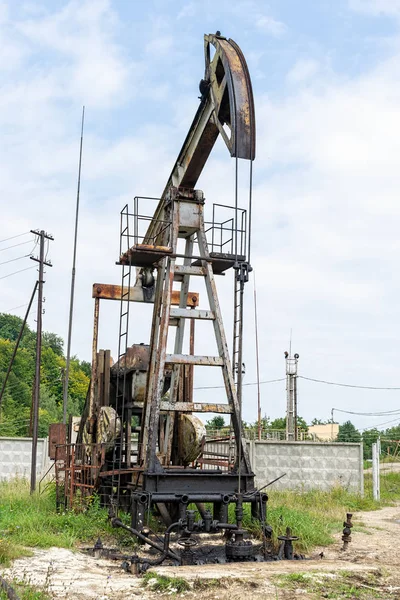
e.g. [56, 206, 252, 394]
[255, 14, 287, 36]
[349, 0, 400, 16]
[3, 0, 400, 430]
[16, 0, 131, 108]
[286, 59, 320, 84]
[177, 2, 197, 20]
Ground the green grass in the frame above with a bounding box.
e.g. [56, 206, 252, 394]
[142, 572, 190, 593]
[222, 473, 400, 554]
[0, 478, 135, 565]
[274, 570, 384, 599]
[2, 472, 400, 568]
[0, 578, 50, 600]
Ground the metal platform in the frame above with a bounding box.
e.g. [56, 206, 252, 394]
[192, 252, 245, 274]
[119, 244, 172, 268]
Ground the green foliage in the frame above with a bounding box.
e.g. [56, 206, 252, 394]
[142, 572, 190, 593]
[362, 428, 380, 459]
[42, 332, 64, 356]
[0, 479, 134, 564]
[274, 570, 384, 599]
[311, 418, 336, 425]
[270, 415, 308, 431]
[0, 313, 35, 348]
[0, 579, 50, 600]
[205, 415, 225, 429]
[0, 313, 89, 437]
[78, 359, 91, 378]
[337, 420, 361, 443]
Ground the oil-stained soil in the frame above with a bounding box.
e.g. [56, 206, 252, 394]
[2, 504, 400, 599]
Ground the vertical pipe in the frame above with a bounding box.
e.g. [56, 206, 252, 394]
[189, 315, 195, 403]
[31, 231, 44, 494]
[294, 373, 298, 441]
[88, 297, 100, 431]
[376, 438, 380, 500]
[253, 272, 261, 441]
[237, 275, 244, 493]
[372, 443, 380, 501]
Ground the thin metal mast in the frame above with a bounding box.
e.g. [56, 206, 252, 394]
[63, 106, 85, 424]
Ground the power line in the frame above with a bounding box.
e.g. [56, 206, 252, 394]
[300, 375, 400, 390]
[0, 240, 32, 253]
[0, 372, 64, 394]
[2, 300, 38, 313]
[0, 266, 36, 280]
[333, 407, 400, 417]
[361, 417, 400, 431]
[0, 232, 30, 244]
[194, 377, 285, 390]
[0, 254, 30, 267]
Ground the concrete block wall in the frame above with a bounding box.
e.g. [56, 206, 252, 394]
[0, 437, 364, 494]
[251, 441, 363, 494]
[0, 436, 51, 480]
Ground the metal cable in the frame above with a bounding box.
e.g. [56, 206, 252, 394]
[0, 232, 30, 244]
[333, 407, 400, 416]
[194, 378, 285, 390]
[2, 299, 38, 313]
[0, 240, 32, 252]
[0, 266, 35, 280]
[0, 254, 30, 267]
[300, 375, 400, 390]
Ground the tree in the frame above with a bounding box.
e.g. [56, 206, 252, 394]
[270, 416, 308, 431]
[270, 417, 286, 430]
[362, 427, 380, 459]
[311, 418, 335, 426]
[42, 332, 64, 356]
[78, 360, 91, 378]
[0, 313, 90, 436]
[206, 416, 225, 430]
[337, 420, 361, 443]
[0, 313, 35, 349]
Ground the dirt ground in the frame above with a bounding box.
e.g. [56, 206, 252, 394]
[2, 504, 400, 599]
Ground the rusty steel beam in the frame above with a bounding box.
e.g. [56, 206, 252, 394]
[132, 401, 232, 414]
[88, 296, 100, 435]
[160, 401, 233, 414]
[92, 283, 199, 307]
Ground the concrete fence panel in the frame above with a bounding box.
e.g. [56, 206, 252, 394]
[252, 441, 363, 494]
[0, 436, 50, 480]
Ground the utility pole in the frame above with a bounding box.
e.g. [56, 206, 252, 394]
[285, 351, 299, 441]
[30, 229, 53, 494]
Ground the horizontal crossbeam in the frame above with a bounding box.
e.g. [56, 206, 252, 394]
[165, 354, 223, 366]
[174, 265, 206, 276]
[92, 283, 199, 307]
[170, 308, 215, 320]
[160, 401, 232, 413]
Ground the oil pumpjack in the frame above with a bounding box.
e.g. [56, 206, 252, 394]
[59, 32, 272, 565]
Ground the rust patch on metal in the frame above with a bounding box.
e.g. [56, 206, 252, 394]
[49, 423, 67, 459]
[92, 283, 199, 307]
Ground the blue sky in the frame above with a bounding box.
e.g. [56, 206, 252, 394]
[2, 0, 400, 430]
